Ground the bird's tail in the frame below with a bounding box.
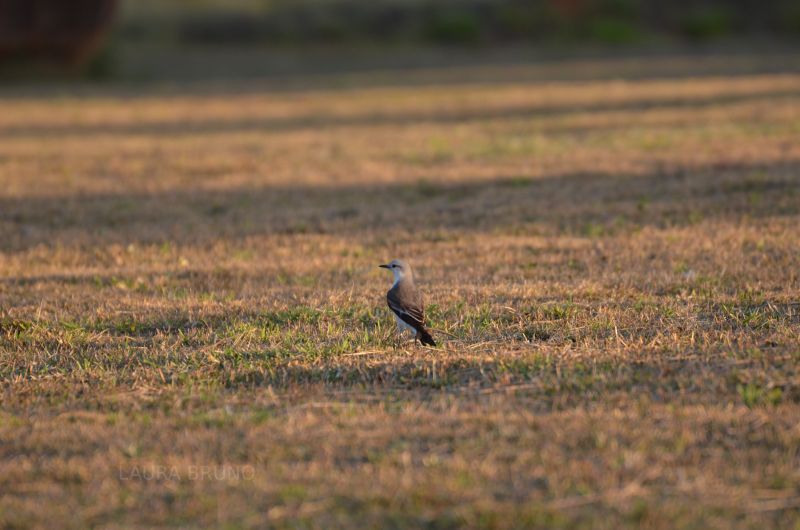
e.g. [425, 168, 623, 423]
[417, 326, 436, 347]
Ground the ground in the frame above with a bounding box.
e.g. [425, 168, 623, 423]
[1, 49, 799, 529]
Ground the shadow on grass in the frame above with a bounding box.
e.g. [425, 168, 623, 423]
[1, 159, 798, 254]
[0, 89, 797, 140]
[2, 46, 799, 100]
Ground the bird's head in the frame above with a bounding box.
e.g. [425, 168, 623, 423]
[379, 259, 412, 283]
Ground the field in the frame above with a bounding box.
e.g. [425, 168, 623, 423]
[1, 50, 800, 528]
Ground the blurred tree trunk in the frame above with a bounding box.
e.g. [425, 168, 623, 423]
[0, 0, 117, 66]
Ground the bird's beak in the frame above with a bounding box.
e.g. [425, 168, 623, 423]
[379, 264, 390, 269]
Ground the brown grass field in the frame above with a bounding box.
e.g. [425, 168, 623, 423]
[1, 50, 800, 528]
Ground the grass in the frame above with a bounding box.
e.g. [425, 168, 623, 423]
[1, 50, 800, 528]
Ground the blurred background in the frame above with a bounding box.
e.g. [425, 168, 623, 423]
[1, 0, 799, 81]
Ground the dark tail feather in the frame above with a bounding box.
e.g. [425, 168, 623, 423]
[417, 326, 436, 347]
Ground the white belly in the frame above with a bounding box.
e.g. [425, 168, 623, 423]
[394, 314, 417, 335]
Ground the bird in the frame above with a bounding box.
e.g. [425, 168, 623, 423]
[379, 259, 436, 347]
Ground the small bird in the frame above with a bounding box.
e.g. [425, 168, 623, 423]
[379, 259, 436, 347]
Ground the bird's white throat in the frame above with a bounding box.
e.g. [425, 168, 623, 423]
[390, 268, 405, 287]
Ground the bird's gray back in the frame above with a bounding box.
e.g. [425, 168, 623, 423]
[387, 277, 425, 323]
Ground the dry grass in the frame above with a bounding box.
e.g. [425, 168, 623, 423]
[1, 52, 799, 529]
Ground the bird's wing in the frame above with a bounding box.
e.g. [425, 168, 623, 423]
[387, 287, 425, 329]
